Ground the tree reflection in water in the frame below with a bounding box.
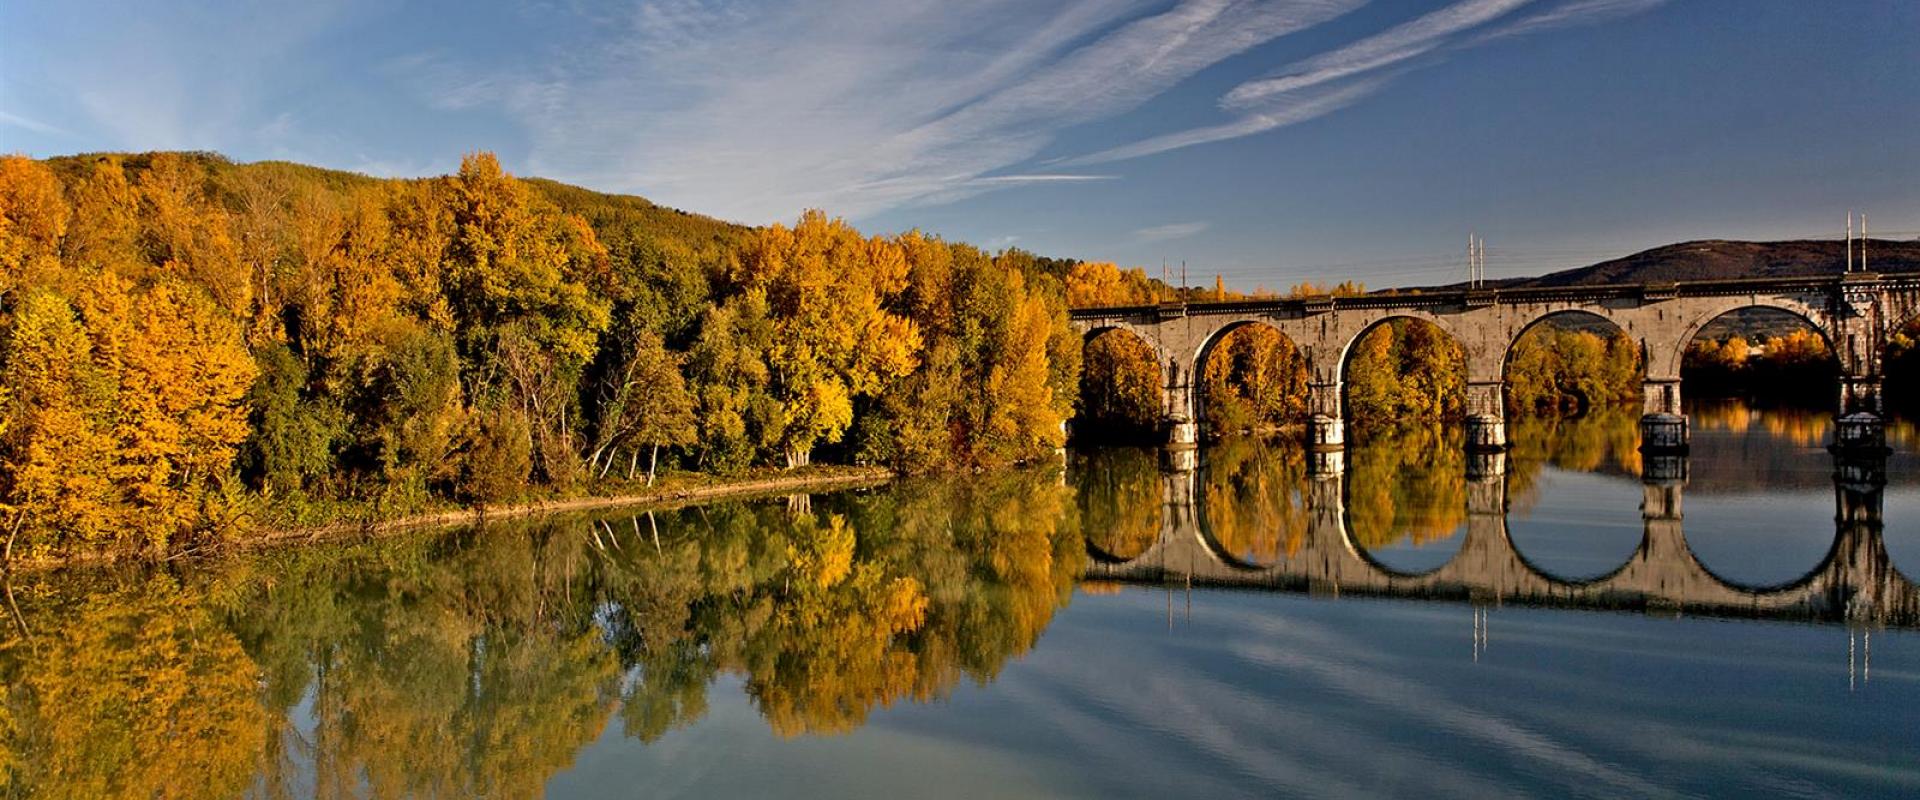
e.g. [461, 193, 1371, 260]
[1346, 425, 1468, 552]
[1504, 405, 1644, 514]
[0, 468, 1082, 795]
[1200, 437, 1309, 564]
[1070, 447, 1162, 560]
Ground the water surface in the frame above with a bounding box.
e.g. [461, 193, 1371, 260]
[3, 402, 1917, 798]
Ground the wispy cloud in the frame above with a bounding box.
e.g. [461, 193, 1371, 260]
[415, 0, 1364, 222]
[969, 173, 1119, 186]
[1472, 0, 1670, 41]
[1069, 0, 1671, 168]
[0, 111, 65, 136]
[1223, 0, 1534, 109]
[1132, 221, 1211, 243]
[1063, 78, 1384, 166]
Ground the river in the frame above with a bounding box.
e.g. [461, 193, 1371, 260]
[2, 401, 1916, 797]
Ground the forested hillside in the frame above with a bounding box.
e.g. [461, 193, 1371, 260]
[0, 151, 1080, 559]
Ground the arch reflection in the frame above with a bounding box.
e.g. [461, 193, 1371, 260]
[1081, 434, 1920, 628]
[1344, 425, 1468, 576]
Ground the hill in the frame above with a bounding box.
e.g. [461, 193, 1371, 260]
[1504, 239, 1920, 288]
[39, 150, 750, 263]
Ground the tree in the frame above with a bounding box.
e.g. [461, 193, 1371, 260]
[77, 275, 257, 547]
[59, 157, 140, 278]
[588, 328, 698, 483]
[1200, 325, 1307, 434]
[0, 291, 119, 551]
[686, 291, 778, 475]
[241, 343, 345, 497]
[726, 211, 921, 467]
[1506, 326, 1642, 415]
[1077, 330, 1163, 440]
[1345, 319, 1464, 428]
[1065, 261, 1163, 307]
[0, 156, 68, 303]
[134, 153, 251, 319]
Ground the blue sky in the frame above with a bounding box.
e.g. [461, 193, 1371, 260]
[3, 0, 1917, 290]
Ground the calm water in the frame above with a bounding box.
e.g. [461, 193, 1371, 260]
[4, 402, 1918, 798]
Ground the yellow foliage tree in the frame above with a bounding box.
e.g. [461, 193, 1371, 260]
[731, 211, 922, 466]
[1065, 261, 1162, 307]
[75, 275, 257, 546]
[1200, 324, 1308, 434]
[1077, 330, 1164, 439]
[0, 156, 69, 302]
[0, 292, 120, 550]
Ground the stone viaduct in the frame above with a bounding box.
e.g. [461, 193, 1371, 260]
[1068, 273, 1920, 453]
[1083, 451, 1920, 628]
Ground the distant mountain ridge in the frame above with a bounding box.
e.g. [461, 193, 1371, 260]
[1501, 239, 1920, 289]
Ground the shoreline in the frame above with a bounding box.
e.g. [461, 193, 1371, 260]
[4, 465, 895, 575]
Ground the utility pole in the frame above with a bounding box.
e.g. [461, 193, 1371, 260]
[1468, 235, 1477, 287]
[1863, 214, 1869, 273]
[1847, 213, 1854, 273]
[1467, 234, 1484, 288]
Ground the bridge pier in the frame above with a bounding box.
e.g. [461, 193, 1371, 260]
[1166, 417, 1200, 449]
[1833, 451, 1886, 524]
[1307, 381, 1344, 450]
[1466, 450, 1506, 482]
[1308, 414, 1344, 450]
[1464, 380, 1507, 452]
[1640, 377, 1689, 453]
[1832, 377, 1888, 454]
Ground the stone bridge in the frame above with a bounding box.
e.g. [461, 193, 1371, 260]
[1084, 452, 1920, 628]
[1069, 273, 1920, 452]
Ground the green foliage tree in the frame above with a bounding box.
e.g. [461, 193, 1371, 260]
[588, 327, 698, 483]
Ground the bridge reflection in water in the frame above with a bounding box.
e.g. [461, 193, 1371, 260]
[1083, 445, 1920, 628]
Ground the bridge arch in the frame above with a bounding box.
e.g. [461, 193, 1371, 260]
[1076, 327, 1172, 441]
[1656, 298, 1838, 381]
[1500, 310, 1646, 415]
[1683, 521, 1850, 596]
[1191, 320, 1311, 438]
[1506, 519, 1643, 587]
[1335, 314, 1471, 427]
[1877, 315, 1920, 413]
[1338, 429, 1472, 577]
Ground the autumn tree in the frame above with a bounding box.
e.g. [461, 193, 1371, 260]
[1065, 261, 1164, 307]
[441, 152, 614, 484]
[1200, 325, 1308, 434]
[685, 291, 779, 474]
[724, 211, 921, 467]
[851, 235, 1074, 470]
[1345, 319, 1465, 428]
[0, 156, 68, 303]
[0, 291, 120, 551]
[1505, 324, 1642, 415]
[1076, 330, 1164, 441]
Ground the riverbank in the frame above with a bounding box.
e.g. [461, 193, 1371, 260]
[3, 464, 894, 574]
